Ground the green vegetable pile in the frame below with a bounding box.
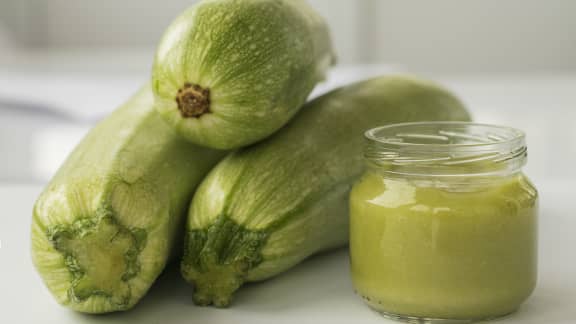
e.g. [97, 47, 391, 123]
[31, 0, 471, 314]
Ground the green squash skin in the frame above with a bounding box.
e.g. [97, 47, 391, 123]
[152, 0, 335, 149]
[31, 85, 226, 314]
[181, 75, 472, 307]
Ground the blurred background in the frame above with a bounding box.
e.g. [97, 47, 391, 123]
[0, 0, 575, 183]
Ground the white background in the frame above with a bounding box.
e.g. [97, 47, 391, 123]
[1, 0, 575, 73]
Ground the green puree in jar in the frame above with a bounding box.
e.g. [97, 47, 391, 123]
[350, 171, 538, 320]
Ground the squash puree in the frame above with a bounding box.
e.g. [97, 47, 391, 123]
[350, 171, 538, 320]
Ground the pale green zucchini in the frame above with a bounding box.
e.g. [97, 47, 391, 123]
[31, 85, 226, 313]
[181, 75, 472, 307]
[152, 0, 335, 149]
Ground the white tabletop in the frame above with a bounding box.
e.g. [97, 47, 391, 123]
[1, 181, 575, 324]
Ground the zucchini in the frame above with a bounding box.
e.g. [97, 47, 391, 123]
[31, 85, 226, 313]
[181, 75, 472, 307]
[152, 0, 335, 149]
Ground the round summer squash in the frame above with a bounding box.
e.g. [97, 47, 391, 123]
[31, 86, 226, 313]
[152, 0, 336, 149]
[180, 75, 472, 307]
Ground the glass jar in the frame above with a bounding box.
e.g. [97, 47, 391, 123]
[349, 122, 538, 323]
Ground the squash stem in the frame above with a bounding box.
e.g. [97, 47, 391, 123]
[181, 214, 268, 307]
[176, 82, 211, 118]
[45, 210, 147, 308]
[182, 261, 247, 307]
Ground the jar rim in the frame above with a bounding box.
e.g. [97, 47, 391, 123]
[364, 122, 528, 177]
[365, 121, 525, 150]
